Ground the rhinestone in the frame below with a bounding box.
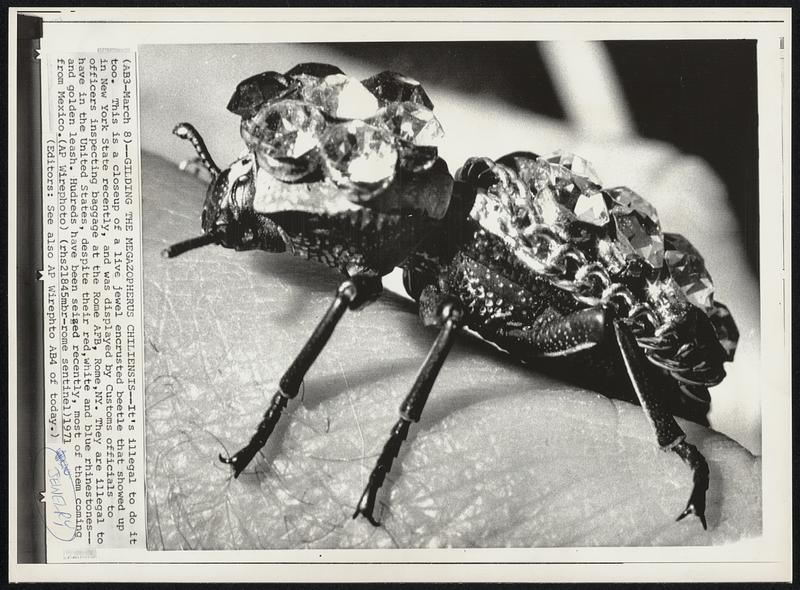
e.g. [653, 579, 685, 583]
[496, 151, 541, 171]
[663, 233, 715, 312]
[245, 99, 326, 181]
[605, 186, 664, 269]
[371, 101, 443, 172]
[319, 120, 398, 197]
[608, 185, 658, 219]
[595, 237, 628, 275]
[645, 276, 692, 324]
[708, 302, 739, 361]
[372, 101, 444, 146]
[574, 192, 610, 226]
[544, 150, 602, 185]
[527, 151, 609, 227]
[227, 71, 291, 118]
[299, 74, 379, 120]
[361, 70, 434, 109]
[285, 62, 344, 79]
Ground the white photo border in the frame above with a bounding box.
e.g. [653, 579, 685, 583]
[8, 6, 792, 583]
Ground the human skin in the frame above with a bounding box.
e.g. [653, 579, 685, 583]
[143, 153, 760, 550]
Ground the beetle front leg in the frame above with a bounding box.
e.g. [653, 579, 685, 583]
[220, 274, 382, 477]
[353, 290, 464, 526]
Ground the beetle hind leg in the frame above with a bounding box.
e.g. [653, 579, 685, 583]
[614, 320, 709, 529]
[673, 440, 709, 529]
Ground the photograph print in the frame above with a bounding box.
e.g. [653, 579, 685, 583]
[137, 40, 761, 550]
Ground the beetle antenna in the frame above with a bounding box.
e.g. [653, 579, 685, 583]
[161, 233, 216, 258]
[173, 122, 221, 178]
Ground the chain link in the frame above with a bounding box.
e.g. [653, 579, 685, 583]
[473, 158, 663, 337]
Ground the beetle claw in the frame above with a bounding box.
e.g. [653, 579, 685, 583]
[352, 486, 382, 527]
[219, 451, 250, 478]
[676, 489, 707, 530]
[353, 485, 382, 526]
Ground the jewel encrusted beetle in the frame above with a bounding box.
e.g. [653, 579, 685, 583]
[165, 62, 738, 530]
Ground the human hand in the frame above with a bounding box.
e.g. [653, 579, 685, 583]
[143, 153, 760, 549]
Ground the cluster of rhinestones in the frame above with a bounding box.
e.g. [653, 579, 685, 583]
[460, 151, 738, 360]
[228, 63, 444, 199]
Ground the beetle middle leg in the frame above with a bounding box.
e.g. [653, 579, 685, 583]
[353, 286, 464, 525]
[220, 274, 382, 477]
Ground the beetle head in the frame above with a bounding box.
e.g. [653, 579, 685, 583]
[200, 155, 257, 247]
[164, 153, 269, 258]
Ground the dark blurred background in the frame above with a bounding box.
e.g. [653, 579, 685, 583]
[333, 40, 759, 274]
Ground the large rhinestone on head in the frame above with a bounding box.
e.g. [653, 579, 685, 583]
[246, 99, 326, 182]
[298, 74, 379, 120]
[319, 120, 398, 198]
[227, 71, 291, 118]
[361, 70, 435, 110]
[663, 233, 715, 312]
[371, 101, 444, 172]
[372, 101, 444, 146]
[529, 151, 609, 227]
[708, 302, 739, 361]
[285, 62, 344, 79]
[605, 186, 664, 269]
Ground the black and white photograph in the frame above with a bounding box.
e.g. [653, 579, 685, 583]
[9, 7, 791, 583]
[139, 40, 761, 549]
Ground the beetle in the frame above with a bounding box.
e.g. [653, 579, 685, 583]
[164, 63, 738, 530]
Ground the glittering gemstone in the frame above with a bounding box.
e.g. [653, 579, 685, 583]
[319, 120, 398, 197]
[573, 192, 610, 226]
[605, 186, 664, 269]
[370, 101, 443, 172]
[245, 99, 326, 181]
[528, 152, 609, 227]
[645, 276, 692, 324]
[608, 185, 658, 219]
[298, 74, 379, 120]
[530, 186, 571, 228]
[285, 62, 344, 79]
[663, 233, 715, 312]
[595, 237, 628, 275]
[361, 70, 434, 110]
[372, 101, 444, 146]
[544, 150, 602, 185]
[496, 151, 541, 177]
[708, 302, 739, 361]
[227, 71, 291, 118]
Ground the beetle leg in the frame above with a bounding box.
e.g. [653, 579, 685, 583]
[220, 275, 382, 477]
[495, 306, 708, 529]
[352, 294, 464, 526]
[613, 320, 708, 530]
